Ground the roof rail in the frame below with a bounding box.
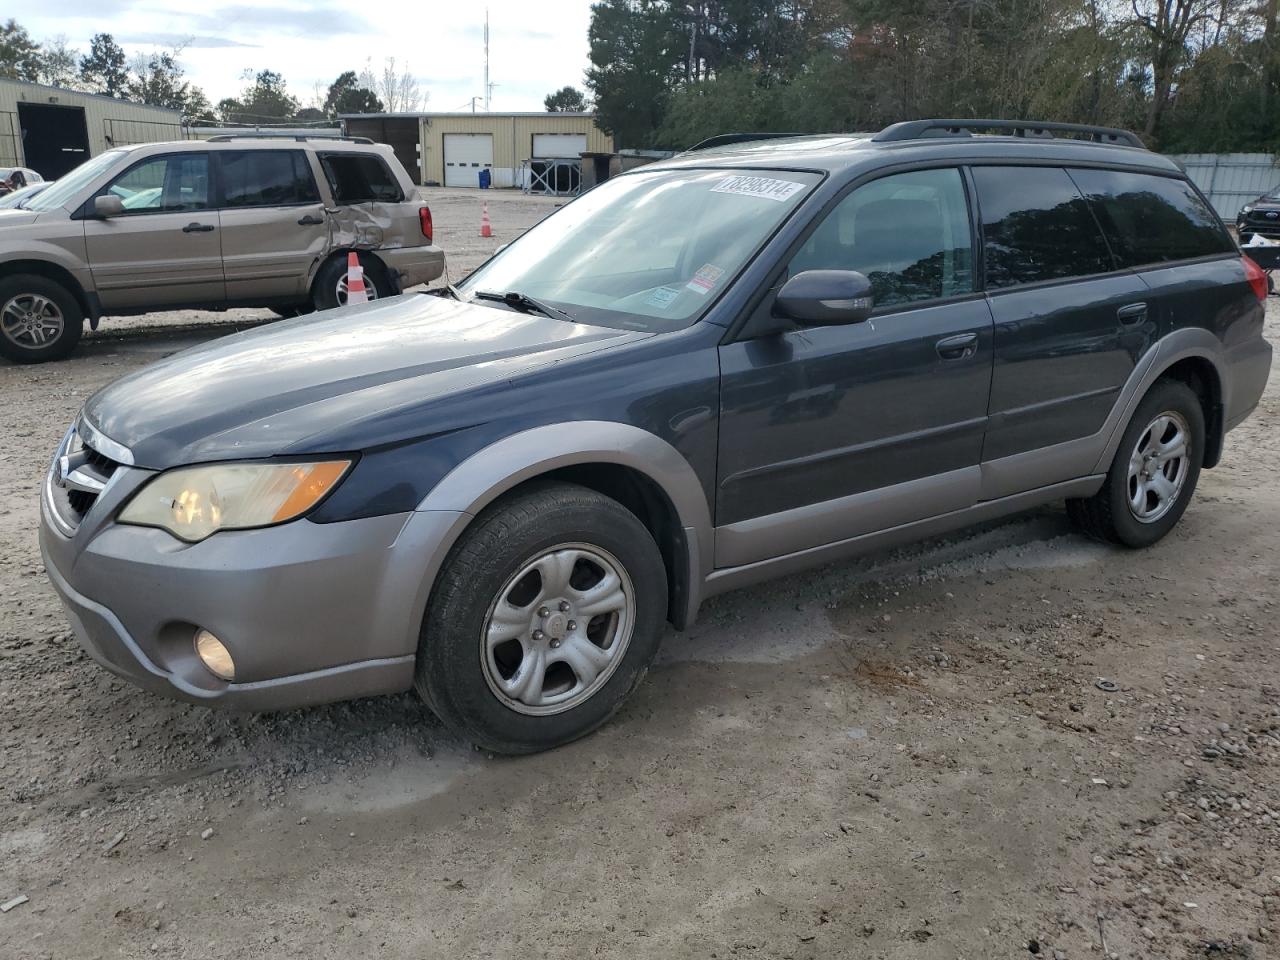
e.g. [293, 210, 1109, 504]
[872, 119, 1145, 149]
[204, 134, 375, 144]
[684, 132, 806, 152]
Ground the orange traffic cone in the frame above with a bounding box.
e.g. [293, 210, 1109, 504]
[480, 201, 492, 238]
[345, 251, 369, 305]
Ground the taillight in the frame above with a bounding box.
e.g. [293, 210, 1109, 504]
[419, 206, 433, 243]
[1242, 255, 1269, 302]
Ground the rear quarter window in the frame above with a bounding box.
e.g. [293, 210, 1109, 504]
[972, 166, 1113, 289]
[320, 153, 404, 203]
[1068, 168, 1234, 267]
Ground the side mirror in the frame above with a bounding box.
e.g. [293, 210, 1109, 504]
[774, 269, 874, 326]
[94, 195, 125, 219]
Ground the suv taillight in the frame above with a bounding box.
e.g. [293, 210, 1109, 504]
[419, 206, 433, 243]
[1243, 255, 1269, 302]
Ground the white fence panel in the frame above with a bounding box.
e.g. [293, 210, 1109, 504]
[1169, 153, 1280, 219]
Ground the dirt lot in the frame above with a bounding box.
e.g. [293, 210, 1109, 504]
[2, 189, 1279, 960]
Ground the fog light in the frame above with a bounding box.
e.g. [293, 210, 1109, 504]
[194, 629, 235, 681]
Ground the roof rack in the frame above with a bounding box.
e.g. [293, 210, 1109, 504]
[204, 134, 374, 144]
[684, 132, 806, 152]
[872, 119, 1145, 149]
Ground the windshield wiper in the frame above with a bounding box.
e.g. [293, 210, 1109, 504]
[430, 283, 464, 300]
[473, 289, 574, 323]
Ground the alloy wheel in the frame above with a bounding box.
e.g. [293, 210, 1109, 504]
[1126, 411, 1191, 524]
[1, 293, 64, 349]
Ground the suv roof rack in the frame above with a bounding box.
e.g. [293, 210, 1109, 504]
[204, 134, 375, 144]
[872, 119, 1145, 149]
[684, 132, 806, 152]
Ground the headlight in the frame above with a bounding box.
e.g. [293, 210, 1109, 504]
[119, 460, 352, 542]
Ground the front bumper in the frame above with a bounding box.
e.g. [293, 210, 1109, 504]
[40, 461, 466, 710]
[380, 244, 446, 291]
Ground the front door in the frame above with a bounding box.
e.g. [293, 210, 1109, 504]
[215, 149, 329, 303]
[715, 167, 995, 568]
[84, 151, 224, 310]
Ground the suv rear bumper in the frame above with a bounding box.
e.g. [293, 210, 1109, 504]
[381, 245, 446, 291]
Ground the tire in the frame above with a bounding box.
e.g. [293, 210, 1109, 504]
[1067, 379, 1205, 548]
[269, 302, 314, 319]
[311, 252, 388, 311]
[415, 482, 668, 754]
[0, 274, 83, 364]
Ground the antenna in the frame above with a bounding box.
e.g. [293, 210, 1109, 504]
[483, 9, 490, 112]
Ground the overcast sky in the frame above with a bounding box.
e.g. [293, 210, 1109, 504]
[22, 0, 593, 114]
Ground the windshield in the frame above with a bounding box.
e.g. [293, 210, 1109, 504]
[458, 168, 822, 332]
[25, 151, 124, 212]
[0, 183, 45, 208]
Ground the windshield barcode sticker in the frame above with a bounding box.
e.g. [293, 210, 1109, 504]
[711, 176, 806, 202]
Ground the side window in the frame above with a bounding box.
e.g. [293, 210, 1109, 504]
[787, 167, 974, 307]
[106, 154, 209, 213]
[1069, 168, 1234, 267]
[972, 166, 1112, 288]
[320, 154, 404, 204]
[220, 150, 320, 207]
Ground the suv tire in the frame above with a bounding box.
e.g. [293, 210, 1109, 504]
[415, 482, 668, 754]
[1068, 379, 1205, 548]
[311, 252, 387, 311]
[0, 274, 83, 364]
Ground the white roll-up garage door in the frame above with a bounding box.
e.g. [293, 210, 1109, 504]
[532, 133, 587, 159]
[443, 133, 494, 187]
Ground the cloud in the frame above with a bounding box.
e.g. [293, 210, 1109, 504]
[194, 5, 377, 37]
[119, 33, 258, 49]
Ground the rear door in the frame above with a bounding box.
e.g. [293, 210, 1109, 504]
[715, 167, 995, 567]
[83, 151, 224, 310]
[215, 149, 328, 303]
[972, 165, 1150, 496]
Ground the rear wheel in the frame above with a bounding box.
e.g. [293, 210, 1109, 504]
[1068, 380, 1204, 547]
[311, 253, 387, 311]
[415, 482, 667, 754]
[0, 274, 83, 364]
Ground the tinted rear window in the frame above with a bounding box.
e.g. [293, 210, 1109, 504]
[320, 154, 403, 203]
[1069, 168, 1233, 267]
[973, 166, 1112, 289]
[219, 150, 319, 207]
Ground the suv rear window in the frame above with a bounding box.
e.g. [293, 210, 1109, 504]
[1068, 169, 1234, 267]
[973, 166, 1112, 288]
[220, 150, 319, 207]
[320, 154, 403, 203]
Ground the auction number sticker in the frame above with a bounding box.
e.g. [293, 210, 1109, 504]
[686, 263, 725, 295]
[711, 175, 806, 202]
[645, 286, 681, 309]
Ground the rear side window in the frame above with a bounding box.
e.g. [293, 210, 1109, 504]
[220, 151, 319, 207]
[1068, 168, 1233, 267]
[320, 154, 403, 203]
[973, 166, 1112, 288]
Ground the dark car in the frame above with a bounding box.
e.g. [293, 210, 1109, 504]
[1237, 187, 1280, 240]
[39, 119, 1272, 754]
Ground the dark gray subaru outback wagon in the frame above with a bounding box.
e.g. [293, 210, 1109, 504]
[40, 119, 1272, 753]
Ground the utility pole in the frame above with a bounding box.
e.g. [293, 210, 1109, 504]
[483, 9, 490, 112]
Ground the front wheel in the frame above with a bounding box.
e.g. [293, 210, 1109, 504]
[1067, 380, 1204, 547]
[0, 274, 83, 364]
[415, 482, 668, 754]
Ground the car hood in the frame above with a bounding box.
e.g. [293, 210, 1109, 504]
[84, 294, 649, 468]
[0, 208, 40, 226]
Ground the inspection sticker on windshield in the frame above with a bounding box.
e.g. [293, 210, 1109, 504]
[645, 286, 681, 309]
[686, 264, 725, 295]
[711, 175, 806, 203]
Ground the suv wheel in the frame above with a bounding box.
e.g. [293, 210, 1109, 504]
[415, 482, 667, 754]
[0, 274, 83, 364]
[311, 253, 385, 311]
[1067, 380, 1204, 548]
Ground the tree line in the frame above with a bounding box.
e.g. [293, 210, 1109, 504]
[585, 0, 1280, 152]
[0, 20, 424, 125]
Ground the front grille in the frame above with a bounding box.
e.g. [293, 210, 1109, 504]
[1247, 210, 1280, 226]
[46, 424, 123, 534]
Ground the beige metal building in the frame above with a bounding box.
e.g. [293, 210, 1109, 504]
[0, 79, 181, 179]
[342, 111, 614, 188]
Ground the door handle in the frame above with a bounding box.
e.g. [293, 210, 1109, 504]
[297, 214, 325, 226]
[936, 332, 979, 361]
[1117, 302, 1148, 325]
[182, 222, 215, 233]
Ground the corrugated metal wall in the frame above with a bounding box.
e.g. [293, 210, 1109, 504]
[419, 114, 614, 187]
[0, 79, 180, 168]
[1170, 153, 1280, 218]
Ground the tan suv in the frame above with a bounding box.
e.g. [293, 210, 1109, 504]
[0, 136, 445, 363]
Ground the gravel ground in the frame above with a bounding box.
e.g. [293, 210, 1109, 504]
[1, 194, 1278, 959]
